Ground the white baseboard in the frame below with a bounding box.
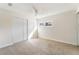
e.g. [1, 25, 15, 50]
[0, 42, 13, 48]
[39, 36, 77, 46]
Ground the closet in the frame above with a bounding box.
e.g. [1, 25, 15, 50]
[0, 9, 28, 48]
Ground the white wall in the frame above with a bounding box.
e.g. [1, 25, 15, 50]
[38, 10, 77, 45]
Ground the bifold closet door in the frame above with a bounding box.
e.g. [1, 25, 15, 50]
[77, 14, 79, 45]
[0, 12, 13, 48]
[12, 17, 28, 43]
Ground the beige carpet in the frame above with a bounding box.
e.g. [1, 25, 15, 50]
[0, 39, 79, 55]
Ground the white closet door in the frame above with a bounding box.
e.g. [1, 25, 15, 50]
[12, 17, 27, 43]
[0, 13, 13, 48]
[24, 19, 28, 40]
[77, 14, 79, 45]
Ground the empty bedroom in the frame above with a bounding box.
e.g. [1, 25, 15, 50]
[0, 3, 79, 55]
